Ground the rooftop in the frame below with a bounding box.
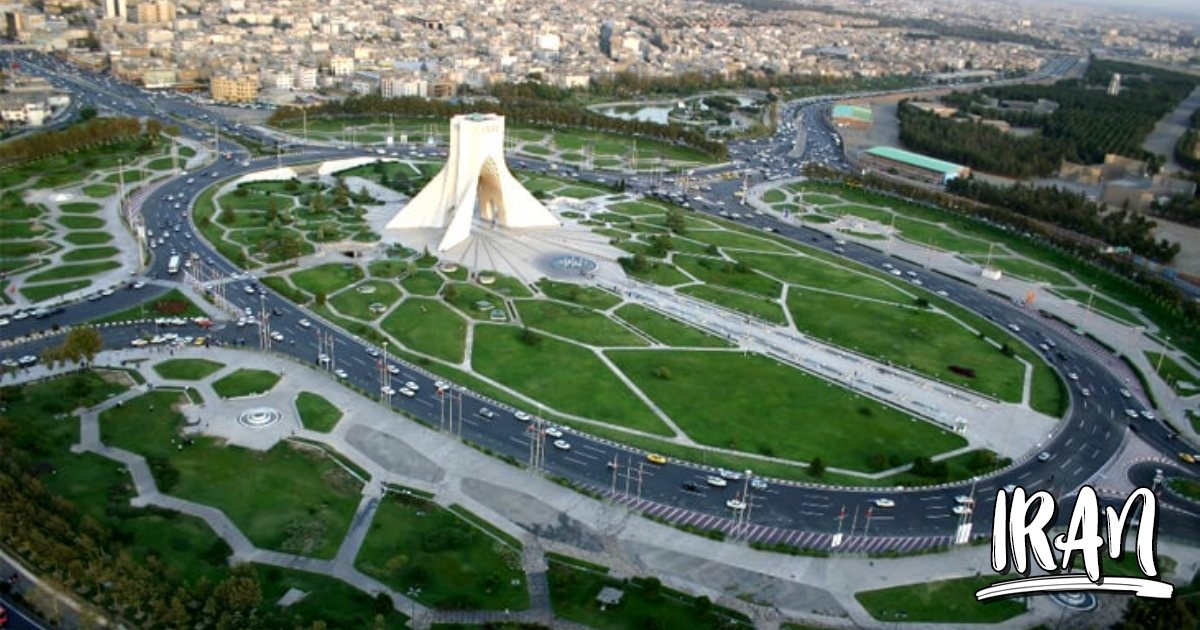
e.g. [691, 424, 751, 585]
[865, 146, 967, 175]
[832, 104, 873, 123]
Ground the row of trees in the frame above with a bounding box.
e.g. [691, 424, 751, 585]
[267, 93, 729, 161]
[944, 177, 1181, 262]
[1174, 105, 1200, 173]
[899, 59, 1199, 176]
[0, 117, 167, 167]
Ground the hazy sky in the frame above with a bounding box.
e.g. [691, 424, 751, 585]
[1054, 0, 1200, 19]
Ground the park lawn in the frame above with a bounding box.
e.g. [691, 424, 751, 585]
[1169, 478, 1200, 501]
[262, 275, 310, 305]
[211, 368, 281, 398]
[153, 358, 225, 380]
[681, 228, 795, 254]
[217, 191, 284, 211]
[355, 495, 529, 611]
[826, 203, 894, 224]
[381, 299, 468, 363]
[894, 217, 992, 254]
[400, 270, 444, 296]
[295, 391, 343, 432]
[20, 279, 90, 301]
[968, 255, 1074, 287]
[62, 246, 118, 261]
[609, 201, 671, 217]
[82, 183, 116, 198]
[796, 192, 844, 206]
[329, 280, 402, 320]
[471, 324, 668, 434]
[673, 255, 782, 298]
[100, 392, 361, 559]
[607, 350, 965, 470]
[737, 252, 912, 303]
[855, 576, 1026, 623]
[679, 285, 788, 325]
[762, 189, 787, 203]
[57, 215, 106, 230]
[1145, 352, 1199, 396]
[1055, 288, 1143, 326]
[26, 260, 120, 282]
[63, 231, 114, 245]
[479, 273, 532, 298]
[442, 283, 505, 320]
[625, 259, 694, 286]
[614, 304, 733, 348]
[145, 157, 176, 171]
[255, 564, 408, 629]
[515, 300, 648, 347]
[556, 186, 607, 199]
[103, 169, 148, 184]
[547, 561, 751, 630]
[536, 279, 622, 309]
[787, 290, 1026, 402]
[369, 259, 411, 278]
[59, 202, 102, 213]
[290, 263, 365, 296]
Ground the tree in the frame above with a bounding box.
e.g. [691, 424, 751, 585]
[653, 365, 672, 380]
[79, 106, 97, 121]
[808, 457, 826, 478]
[43, 327, 103, 368]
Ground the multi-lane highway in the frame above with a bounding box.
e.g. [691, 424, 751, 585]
[2, 51, 1197, 551]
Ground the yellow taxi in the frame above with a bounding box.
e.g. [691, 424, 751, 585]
[1179, 452, 1197, 465]
[193, 336, 206, 346]
[646, 453, 668, 465]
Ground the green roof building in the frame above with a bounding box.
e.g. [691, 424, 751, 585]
[831, 104, 873, 128]
[860, 146, 971, 186]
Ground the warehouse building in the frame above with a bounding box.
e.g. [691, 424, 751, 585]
[831, 103, 873, 129]
[858, 146, 971, 186]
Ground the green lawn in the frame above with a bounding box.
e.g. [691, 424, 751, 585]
[355, 494, 529, 611]
[762, 189, 787, 203]
[211, 368, 281, 398]
[400, 270, 444, 296]
[855, 576, 1026, 623]
[536, 279, 622, 309]
[20, 279, 90, 301]
[624, 259, 693, 286]
[290, 263, 365, 296]
[100, 393, 362, 559]
[82, 183, 116, 198]
[968, 255, 1075, 286]
[295, 391, 343, 432]
[153, 358, 225, 380]
[515, 300, 648, 347]
[329, 280, 402, 320]
[1168, 478, 1200, 501]
[59, 201, 102, 213]
[614, 304, 733, 348]
[442, 283, 506, 320]
[62, 246, 118, 261]
[1055, 288, 1143, 326]
[471, 324, 667, 434]
[735, 252, 913, 302]
[57, 215, 106, 229]
[678, 285, 788, 324]
[548, 561, 751, 630]
[607, 350, 965, 470]
[786, 290, 1026, 402]
[684, 229, 794, 253]
[26, 261, 120, 282]
[381, 299, 468, 363]
[673, 255, 782, 298]
[368, 259, 411, 278]
[255, 564, 409, 628]
[1145, 352, 1199, 396]
[63, 231, 113, 245]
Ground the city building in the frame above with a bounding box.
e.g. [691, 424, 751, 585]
[294, 65, 318, 90]
[831, 104, 873, 129]
[381, 74, 427, 98]
[103, 0, 127, 21]
[210, 75, 259, 103]
[131, 1, 174, 24]
[386, 113, 560, 252]
[857, 146, 971, 186]
[329, 55, 355, 76]
[1107, 72, 1122, 96]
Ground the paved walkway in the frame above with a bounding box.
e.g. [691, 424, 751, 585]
[14, 351, 1198, 629]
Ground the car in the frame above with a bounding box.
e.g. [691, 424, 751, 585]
[936, 290, 949, 297]
[132, 280, 146, 289]
[243, 307, 253, 316]
[269, 331, 284, 342]
[1007, 324, 1021, 333]
[366, 348, 381, 358]
[726, 499, 747, 510]
[318, 353, 330, 364]
[750, 478, 768, 491]
[434, 380, 449, 390]
[954, 495, 975, 505]
[243, 285, 256, 295]
[297, 318, 311, 328]
[544, 426, 564, 438]
[1125, 409, 1140, 419]
[404, 381, 419, 391]
[1178, 452, 1196, 464]
[552, 439, 571, 451]
[1140, 410, 1155, 420]
[718, 468, 742, 481]
[381, 385, 396, 396]
[890, 269, 903, 276]
[194, 337, 206, 346]
[872, 498, 895, 508]
[514, 410, 532, 422]
[951, 505, 973, 515]
[398, 387, 416, 398]
[334, 369, 348, 379]
[646, 453, 667, 465]
[705, 476, 728, 488]
[1080, 388, 1091, 397]
[1037, 451, 1052, 462]
[1119, 388, 1131, 398]
[386, 364, 400, 375]
[130, 338, 149, 347]
[17, 355, 37, 366]
[681, 481, 700, 492]
[478, 408, 496, 419]
[1067, 372, 1079, 381]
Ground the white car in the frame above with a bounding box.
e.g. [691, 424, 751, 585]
[478, 408, 496, 419]
[1119, 388, 1131, 398]
[1007, 324, 1021, 333]
[0, 318, 9, 327]
[954, 495, 975, 505]
[873, 498, 895, 508]
[381, 386, 395, 396]
[244, 285, 255, 294]
[951, 505, 973, 515]
[132, 281, 146, 289]
[398, 387, 416, 397]
[1080, 388, 1091, 397]
[726, 499, 747, 511]
[705, 476, 728, 488]
[552, 439, 571, 451]
[334, 369, 348, 379]
[544, 426, 564, 438]
[514, 411, 532, 422]
[366, 348, 381, 358]
[404, 381, 419, 391]
[269, 331, 284, 342]
[1067, 372, 1079, 381]
[750, 478, 768, 491]
[718, 468, 742, 481]
[1140, 410, 1156, 420]
[17, 355, 37, 366]
[387, 364, 401, 375]
[1037, 451, 1052, 462]
[1125, 409, 1140, 419]
[130, 338, 149, 347]
[100, 288, 114, 297]
[434, 380, 449, 390]
[298, 319, 311, 328]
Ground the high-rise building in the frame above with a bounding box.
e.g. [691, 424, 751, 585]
[1107, 73, 1122, 96]
[104, 0, 128, 21]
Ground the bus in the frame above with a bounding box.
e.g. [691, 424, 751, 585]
[167, 255, 180, 274]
